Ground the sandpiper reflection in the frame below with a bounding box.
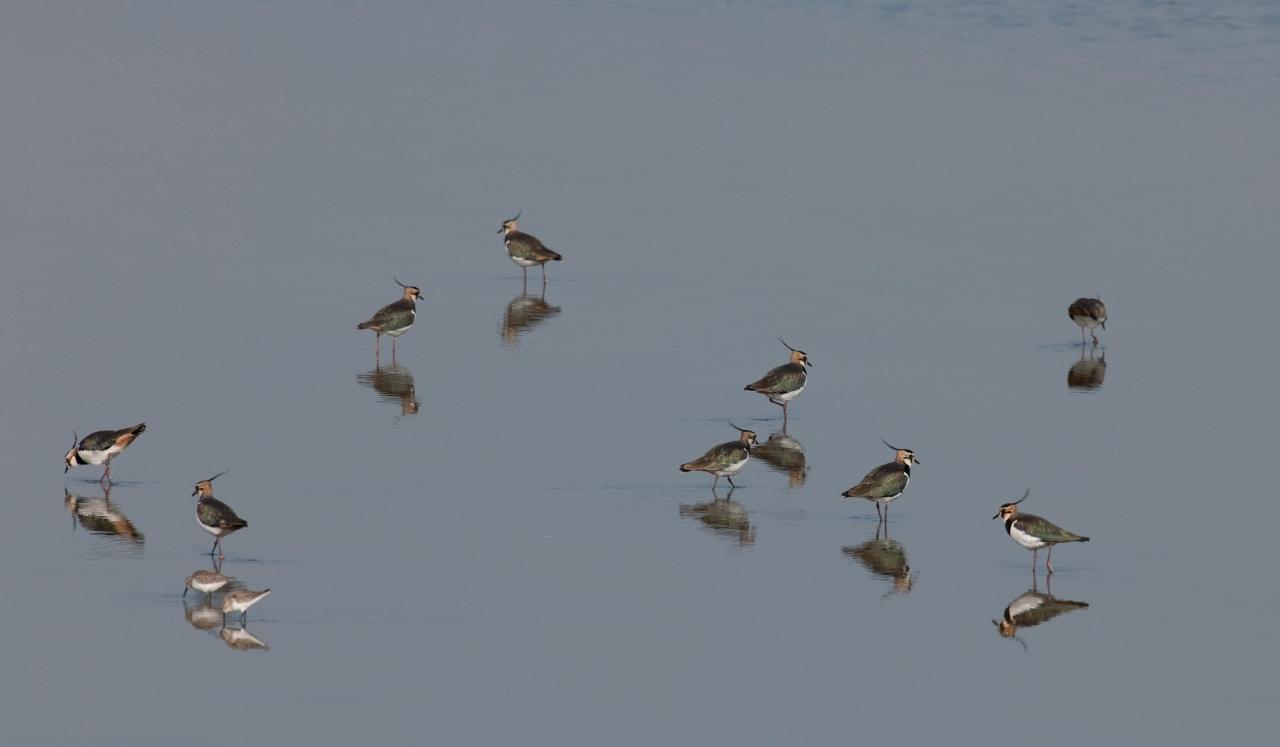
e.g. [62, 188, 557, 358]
[679, 488, 756, 546]
[753, 429, 808, 487]
[993, 574, 1089, 649]
[220, 625, 270, 652]
[1067, 347, 1107, 391]
[64, 486, 144, 551]
[500, 286, 562, 347]
[357, 362, 420, 417]
[843, 523, 914, 598]
[183, 598, 225, 632]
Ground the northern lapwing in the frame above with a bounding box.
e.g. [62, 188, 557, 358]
[993, 576, 1089, 648]
[184, 569, 234, 599]
[499, 211, 562, 286]
[679, 422, 759, 489]
[841, 438, 919, 521]
[222, 588, 271, 624]
[744, 337, 812, 424]
[192, 471, 248, 559]
[1068, 295, 1107, 346]
[357, 278, 422, 361]
[64, 422, 146, 484]
[993, 488, 1090, 573]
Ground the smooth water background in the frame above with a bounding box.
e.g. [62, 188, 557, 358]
[2, 1, 1278, 744]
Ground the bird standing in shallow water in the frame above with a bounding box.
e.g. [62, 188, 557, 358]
[222, 588, 271, 624]
[679, 422, 759, 490]
[357, 278, 422, 362]
[499, 211, 563, 286]
[993, 488, 1090, 574]
[1068, 295, 1107, 346]
[744, 338, 812, 425]
[192, 471, 248, 559]
[184, 569, 234, 600]
[841, 438, 919, 522]
[64, 423, 146, 484]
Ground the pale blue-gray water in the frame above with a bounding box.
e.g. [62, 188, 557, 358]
[2, 1, 1278, 744]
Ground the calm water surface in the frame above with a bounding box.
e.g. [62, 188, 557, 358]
[2, 1, 1278, 744]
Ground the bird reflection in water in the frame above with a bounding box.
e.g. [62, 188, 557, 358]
[1067, 348, 1107, 391]
[993, 574, 1089, 649]
[220, 625, 270, 652]
[679, 488, 756, 546]
[357, 362, 420, 417]
[752, 428, 808, 487]
[64, 486, 144, 552]
[843, 522, 914, 599]
[500, 285, 561, 348]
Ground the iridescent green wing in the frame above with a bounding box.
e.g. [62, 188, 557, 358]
[746, 363, 806, 395]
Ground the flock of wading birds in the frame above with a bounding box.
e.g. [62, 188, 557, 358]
[60, 213, 1109, 634]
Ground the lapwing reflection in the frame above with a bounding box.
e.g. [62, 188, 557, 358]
[1067, 347, 1107, 391]
[357, 363, 420, 417]
[843, 522, 914, 599]
[679, 488, 756, 546]
[500, 286, 561, 347]
[753, 429, 808, 487]
[65, 486, 144, 551]
[993, 574, 1089, 650]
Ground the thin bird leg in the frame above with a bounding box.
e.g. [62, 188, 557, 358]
[1032, 548, 1038, 572]
[884, 503, 890, 521]
[210, 537, 219, 557]
[1091, 330, 1099, 345]
[1046, 546, 1055, 574]
[392, 336, 397, 364]
[875, 502, 883, 522]
[711, 475, 719, 489]
[522, 266, 528, 283]
[541, 264, 548, 285]
[726, 475, 737, 488]
[375, 334, 381, 359]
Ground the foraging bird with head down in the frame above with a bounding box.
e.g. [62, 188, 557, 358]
[744, 337, 812, 424]
[993, 488, 1089, 574]
[357, 278, 422, 361]
[192, 470, 248, 559]
[64, 422, 147, 484]
[679, 422, 759, 490]
[499, 211, 563, 285]
[1068, 295, 1107, 346]
[841, 438, 920, 522]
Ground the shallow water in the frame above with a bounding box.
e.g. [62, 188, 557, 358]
[2, 1, 1278, 744]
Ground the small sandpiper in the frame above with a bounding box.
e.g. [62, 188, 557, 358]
[192, 471, 248, 559]
[499, 211, 563, 285]
[993, 488, 1090, 573]
[184, 569, 234, 599]
[744, 338, 812, 424]
[357, 278, 422, 361]
[679, 422, 759, 490]
[222, 588, 271, 624]
[841, 438, 920, 521]
[1068, 295, 1107, 346]
[64, 422, 146, 484]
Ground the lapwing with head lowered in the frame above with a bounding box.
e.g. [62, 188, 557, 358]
[357, 278, 422, 362]
[744, 337, 812, 424]
[1068, 295, 1107, 346]
[994, 488, 1089, 574]
[192, 470, 248, 559]
[499, 211, 563, 286]
[679, 422, 759, 490]
[64, 422, 146, 485]
[841, 438, 920, 522]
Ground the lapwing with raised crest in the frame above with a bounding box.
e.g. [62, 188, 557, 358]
[679, 422, 759, 490]
[222, 588, 271, 624]
[744, 337, 812, 424]
[993, 488, 1090, 573]
[841, 438, 920, 522]
[1068, 295, 1107, 346]
[64, 422, 146, 484]
[192, 470, 248, 559]
[499, 211, 563, 286]
[357, 278, 422, 361]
